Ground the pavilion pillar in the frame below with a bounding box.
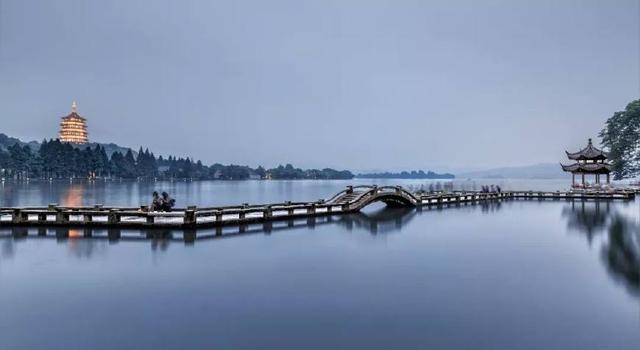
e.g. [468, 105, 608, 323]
[606, 173, 610, 184]
[596, 174, 599, 184]
[581, 173, 585, 185]
[572, 173, 575, 186]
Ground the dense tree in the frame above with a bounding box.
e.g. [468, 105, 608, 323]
[0, 137, 354, 181]
[600, 99, 640, 179]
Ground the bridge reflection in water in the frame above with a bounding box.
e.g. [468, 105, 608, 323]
[1, 206, 423, 243]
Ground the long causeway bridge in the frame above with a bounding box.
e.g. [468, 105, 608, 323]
[0, 185, 636, 232]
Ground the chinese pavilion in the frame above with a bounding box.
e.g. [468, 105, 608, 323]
[59, 101, 89, 144]
[561, 138, 611, 186]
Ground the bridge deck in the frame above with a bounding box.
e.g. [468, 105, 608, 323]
[0, 186, 636, 232]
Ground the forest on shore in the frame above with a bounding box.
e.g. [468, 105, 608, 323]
[0, 136, 353, 181]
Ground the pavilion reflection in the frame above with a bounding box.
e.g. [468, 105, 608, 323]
[562, 201, 612, 244]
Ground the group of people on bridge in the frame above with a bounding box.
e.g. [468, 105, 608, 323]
[151, 191, 176, 212]
[480, 185, 502, 193]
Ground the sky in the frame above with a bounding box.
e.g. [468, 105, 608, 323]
[0, 0, 638, 172]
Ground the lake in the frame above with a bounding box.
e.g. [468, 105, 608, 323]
[1, 179, 639, 349]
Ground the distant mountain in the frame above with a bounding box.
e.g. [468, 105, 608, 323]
[356, 170, 455, 179]
[457, 163, 566, 179]
[0, 133, 39, 152]
[74, 142, 135, 158]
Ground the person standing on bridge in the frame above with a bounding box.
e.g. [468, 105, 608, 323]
[151, 191, 162, 212]
[161, 192, 176, 212]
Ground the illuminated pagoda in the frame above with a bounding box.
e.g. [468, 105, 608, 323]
[59, 101, 89, 144]
[561, 138, 611, 186]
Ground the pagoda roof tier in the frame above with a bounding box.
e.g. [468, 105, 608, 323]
[565, 138, 608, 160]
[61, 111, 86, 121]
[560, 162, 612, 174]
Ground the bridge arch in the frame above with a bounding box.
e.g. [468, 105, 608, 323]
[373, 193, 416, 208]
[329, 186, 418, 210]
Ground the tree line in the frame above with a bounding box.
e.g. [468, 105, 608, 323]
[0, 138, 353, 180]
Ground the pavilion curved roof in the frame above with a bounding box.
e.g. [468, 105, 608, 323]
[560, 162, 612, 173]
[565, 138, 608, 160]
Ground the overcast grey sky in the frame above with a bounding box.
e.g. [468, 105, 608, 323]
[0, 0, 638, 171]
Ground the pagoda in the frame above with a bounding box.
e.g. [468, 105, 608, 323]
[561, 138, 611, 186]
[59, 101, 89, 144]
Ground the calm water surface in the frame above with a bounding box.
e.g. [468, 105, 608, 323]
[1, 180, 639, 349]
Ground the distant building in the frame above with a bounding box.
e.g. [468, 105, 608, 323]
[561, 138, 611, 186]
[59, 101, 89, 144]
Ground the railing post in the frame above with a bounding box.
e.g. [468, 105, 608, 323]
[264, 206, 273, 219]
[108, 209, 120, 225]
[184, 206, 197, 226]
[12, 209, 23, 224]
[239, 210, 246, 220]
[341, 203, 350, 212]
[307, 203, 316, 214]
[55, 208, 69, 225]
[37, 212, 47, 223]
[215, 211, 223, 222]
[346, 185, 353, 194]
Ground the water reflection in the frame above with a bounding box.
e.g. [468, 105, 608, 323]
[563, 201, 612, 244]
[0, 207, 427, 256]
[562, 201, 640, 299]
[62, 185, 83, 207]
[1, 178, 570, 208]
[602, 214, 640, 298]
[0, 200, 506, 262]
